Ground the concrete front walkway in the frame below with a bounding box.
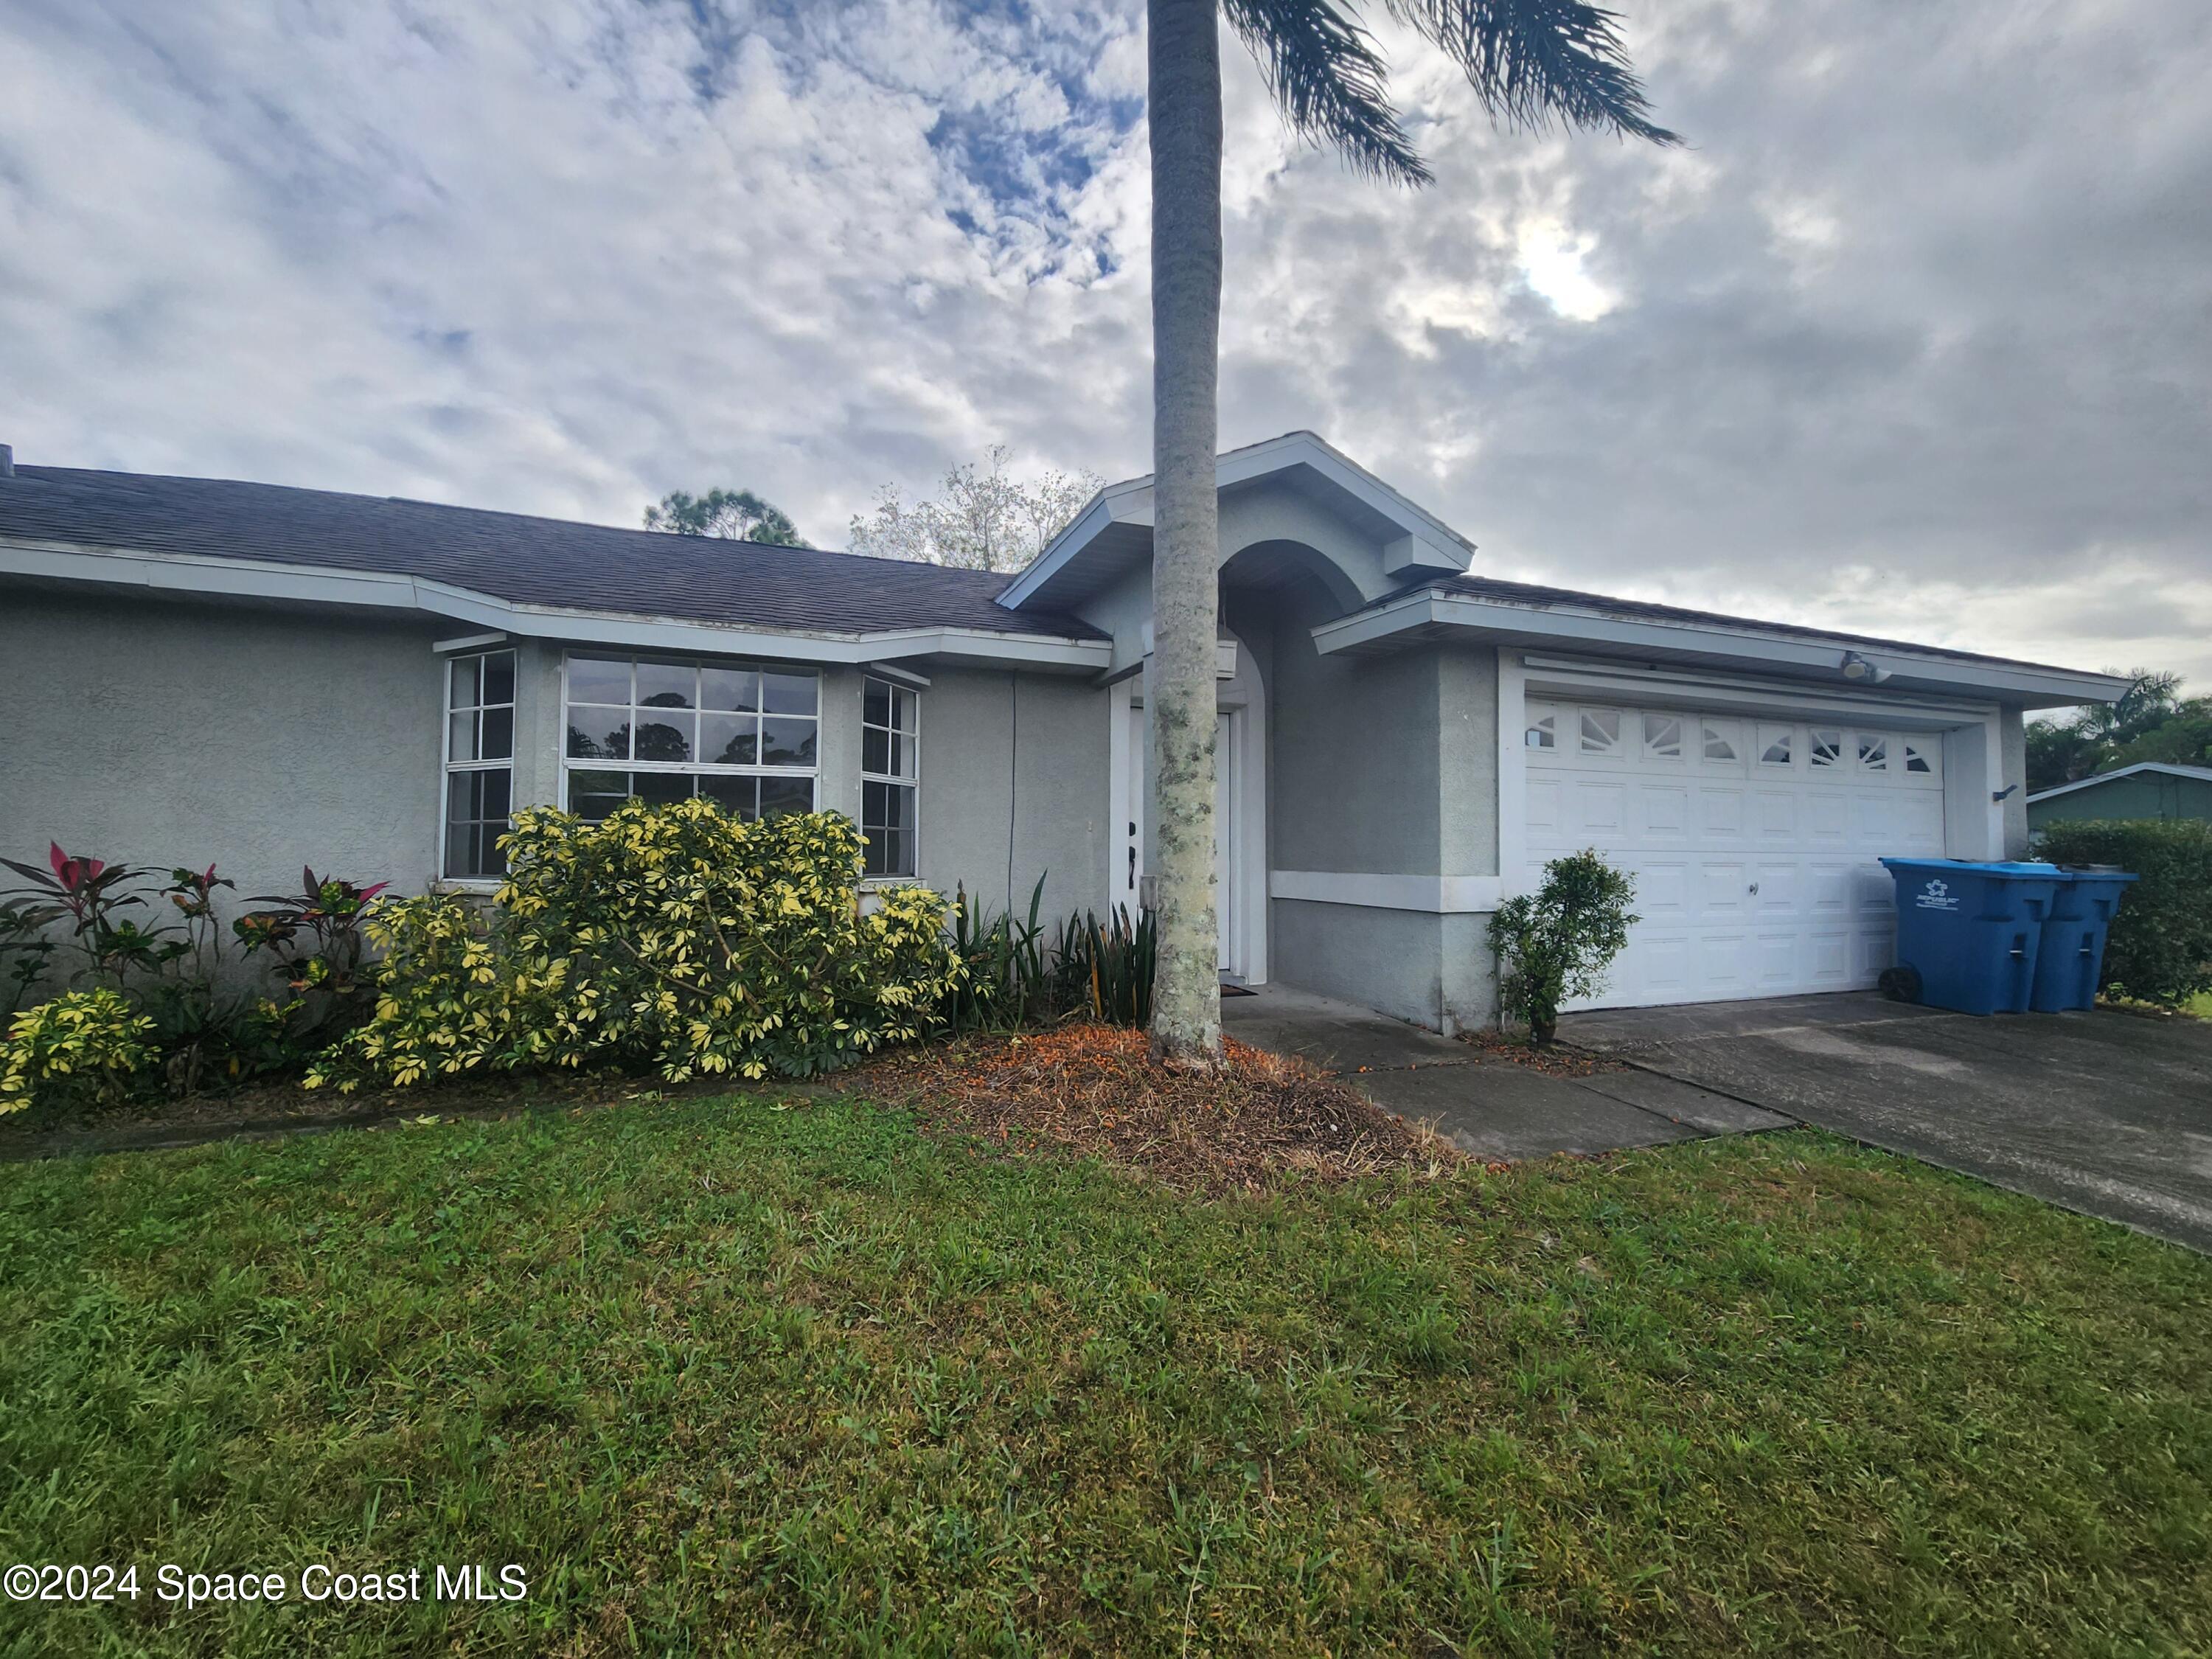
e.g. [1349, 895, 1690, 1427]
[1562, 992, 2212, 1253]
[1221, 986, 1791, 1161]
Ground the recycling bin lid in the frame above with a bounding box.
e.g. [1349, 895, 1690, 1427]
[1879, 858, 2064, 876]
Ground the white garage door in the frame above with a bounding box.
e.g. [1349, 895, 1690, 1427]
[1523, 700, 1947, 1009]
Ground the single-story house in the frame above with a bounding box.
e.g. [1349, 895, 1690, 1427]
[0, 431, 2128, 1030]
[2028, 762, 2212, 829]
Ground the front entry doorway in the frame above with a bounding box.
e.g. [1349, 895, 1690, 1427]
[1121, 704, 1241, 975]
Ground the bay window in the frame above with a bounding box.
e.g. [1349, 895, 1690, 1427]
[444, 649, 515, 878]
[563, 654, 818, 822]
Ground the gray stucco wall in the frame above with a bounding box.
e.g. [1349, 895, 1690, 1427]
[1256, 577, 1502, 1030]
[898, 665, 1111, 925]
[1, 586, 447, 910]
[3, 589, 1112, 977]
[1267, 575, 1444, 875]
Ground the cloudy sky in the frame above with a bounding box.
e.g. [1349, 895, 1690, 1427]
[4, 0, 2208, 682]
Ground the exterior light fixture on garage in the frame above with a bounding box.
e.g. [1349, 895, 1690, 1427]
[1840, 650, 1891, 684]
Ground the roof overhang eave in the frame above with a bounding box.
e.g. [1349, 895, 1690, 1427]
[0, 536, 1113, 672]
[1312, 590, 2132, 710]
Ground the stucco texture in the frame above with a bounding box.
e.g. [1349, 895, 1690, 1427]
[1, 588, 446, 908]
[2, 589, 1113, 966]
[906, 667, 1110, 922]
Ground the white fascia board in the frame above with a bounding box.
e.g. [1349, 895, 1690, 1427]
[432, 630, 509, 654]
[1521, 654, 1997, 728]
[993, 488, 1138, 611]
[1270, 869, 1503, 914]
[1, 537, 1110, 672]
[859, 661, 932, 689]
[2027, 761, 2212, 804]
[993, 431, 1473, 612]
[1312, 589, 2131, 709]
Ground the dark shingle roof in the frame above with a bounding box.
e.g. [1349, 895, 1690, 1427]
[0, 465, 1104, 641]
[1391, 574, 2097, 675]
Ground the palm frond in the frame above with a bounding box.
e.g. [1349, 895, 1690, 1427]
[1380, 0, 1679, 144]
[1224, 0, 1434, 186]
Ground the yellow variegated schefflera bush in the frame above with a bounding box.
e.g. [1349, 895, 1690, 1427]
[307, 801, 961, 1092]
[0, 987, 158, 1115]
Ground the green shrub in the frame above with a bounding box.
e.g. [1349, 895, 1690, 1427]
[944, 877, 1054, 1032]
[1054, 904, 1158, 1027]
[945, 873, 1159, 1033]
[311, 802, 963, 1092]
[2031, 818, 2212, 1006]
[0, 988, 157, 1116]
[1487, 850, 1638, 1043]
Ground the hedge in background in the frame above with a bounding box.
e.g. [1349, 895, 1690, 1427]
[310, 802, 961, 1091]
[2032, 818, 2212, 1006]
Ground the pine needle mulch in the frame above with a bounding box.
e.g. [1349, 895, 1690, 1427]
[865, 1024, 1461, 1194]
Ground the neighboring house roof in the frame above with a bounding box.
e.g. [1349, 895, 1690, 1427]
[0, 464, 1106, 654]
[2026, 762, 2212, 804]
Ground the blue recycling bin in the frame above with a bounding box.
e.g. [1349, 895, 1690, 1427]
[2029, 868, 2139, 1012]
[1879, 858, 2067, 1016]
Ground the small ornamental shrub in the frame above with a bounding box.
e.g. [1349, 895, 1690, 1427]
[0, 846, 383, 1108]
[1, 842, 186, 987]
[311, 801, 963, 1092]
[2032, 818, 2212, 1006]
[943, 876, 1158, 1032]
[0, 988, 157, 1116]
[1486, 850, 1639, 1043]
[304, 893, 588, 1089]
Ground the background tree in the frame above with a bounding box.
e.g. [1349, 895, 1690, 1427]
[1142, 0, 1675, 1064]
[643, 487, 807, 546]
[2025, 669, 2205, 792]
[848, 446, 1103, 573]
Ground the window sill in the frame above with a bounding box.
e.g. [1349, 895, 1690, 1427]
[429, 878, 504, 897]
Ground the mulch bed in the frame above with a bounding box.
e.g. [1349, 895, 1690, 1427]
[866, 1024, 1461, 1194]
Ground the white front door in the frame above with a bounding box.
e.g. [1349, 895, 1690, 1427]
[1119, 703, 1239, 975]
[1523, 700, 1947, 1009]
[1215, 712, 1235, 972]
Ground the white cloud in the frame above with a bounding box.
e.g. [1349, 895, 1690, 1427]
[1, 0, 2208, 687]
[1514, 221, 1617, 321]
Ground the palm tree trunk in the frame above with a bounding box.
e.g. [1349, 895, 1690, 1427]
[1146, 0, 1224, 1065]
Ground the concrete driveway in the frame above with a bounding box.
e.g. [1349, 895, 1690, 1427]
[1221, 987, 1791, 1162]
[1562, 992, 2212, 1253]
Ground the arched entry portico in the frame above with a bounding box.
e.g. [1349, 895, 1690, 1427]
[1109, 616, 1268, 982]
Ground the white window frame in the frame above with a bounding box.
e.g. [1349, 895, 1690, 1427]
[442, 647, 516, 881]
[860, 674, 921, 880]
[559, 653, 820, 823]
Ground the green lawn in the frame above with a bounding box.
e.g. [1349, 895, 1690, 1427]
[1, 1096, 2208, 1656]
